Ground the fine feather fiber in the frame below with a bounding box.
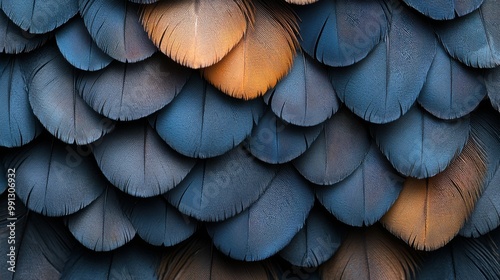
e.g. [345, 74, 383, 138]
[403, 0, 484, 20]
[486, 66, 500, 111]
[285, 0, 318, 5]
[0, 10, 49, 53]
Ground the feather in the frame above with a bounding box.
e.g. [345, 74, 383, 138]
[92, 121, 196, 197]
[0, 10, 49, 53]
[285, 0, 318, 4]
[372, 105, 470, 178]
[130, 0, 158, 3]
[320, 225, 420, 280]
[246, 109, 323, 164]
[294, 107, 371, 185]
[381, 136, 487, 250]
[485, 67, 500, 111]
[0, 0, 77, 34]
[6, 136, 106, 216]
[435, 0, 500, 68]
[153, 74, 264, 158]
[0, 166, 6, 194]
[140, 0, 252, 69]
[67, 186, 136, 252]
[167, 145, 279, 222]
[331, 4, 436, 124]
[207, 165, 314, 261]
[55, 16, 113, 71]
[418, 44, 486, 119]
[294, 0, 389, 67]
[78, 0, 156, 63]
[279, 207, 343, 268]
[22, 43, 115, 145]
[202, 0, 299, 99]
[316, 144, 404, 227]
[403, 0, 483, 20]
[77, 53, 190, 121]
[124, 196, 197, 246]
[263, 51, 339, 127]
[0, 55, 42, 147]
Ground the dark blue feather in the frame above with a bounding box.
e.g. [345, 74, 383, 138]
[93, 121, 196, 197]
[279, 207, 343, 267]
[0, 166, 5, 194]
[294, 0, 389, 66]
[67, 187, 136, 252]
[418, 44, 486, 119]
[78, 53, 190, 121]
[207, 165, 314, 261]
[316, 144, 404, 227]
[403, 0, 483, 20]
[0, 0, 77, 33]
[294, 108, 371, 185]
[55, 16, 113, 71]
[246, 109, 323, 164]
[0, 10, 49, 53]
[263, 51, 339, 127]
[128, 0, 158, 3]
[78, 0, 156, 62]
[331, 4, 436, 123]
[372, 105, 470, 178]
[21, 43, 115, 145]
[435, 0, 500, 68]
[167, 145, 279, 222]
[486, 67, 500, 111]
[153, 74, 264, 158]
[0, 55, 42, 147]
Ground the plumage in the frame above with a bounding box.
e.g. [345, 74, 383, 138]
[0, 166, 5, 194]
[202, 0, 299, 99]
[153, 74, 264, 158]
[140, 0, 252, 69]
[485, 66, 500, 111]
[403, 0, 483, 20]
[22, 43, 115, 145]
[0, 55, 42, 147]
[78, 0, 156, 62]
[295, 0, 389, 67]
[264, 51, 339, 127]
[246, 109, 323, 164]
[207, 165, 314, 261]
[167, 145, 279, 222]
[286, 0, 318, 5]
[372, 106, 470, 178]
[316, 144, 404, 227]
[331, 4, 436, 123]
[0, 10, 49, 53]
[92, 121, 196, 197]
[67, 187, 136, 252]
[55, 16, 113, 71]
[435, 0, 500, 68]
[294, 108, 371, 185]
[130, 0, 158, 3]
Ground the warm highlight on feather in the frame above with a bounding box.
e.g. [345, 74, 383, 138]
[285, 0, 318, 4]
[202, 0, 299, 99]
[381, 138, 487, 251]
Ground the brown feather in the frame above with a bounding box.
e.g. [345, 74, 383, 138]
[381, 138, 487, 251]
[202, 0, 299, 100]
[140, 0, 254, 69]
[285, 0, 319, 4]
[320, 226, 420, 280]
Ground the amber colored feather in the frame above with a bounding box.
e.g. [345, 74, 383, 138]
[320, 226, 419, 280]
[381, 138, 487, 251]
[203, 0, 299, 100]
[140, 0, 254, 69]
[285, 0, 318, 4]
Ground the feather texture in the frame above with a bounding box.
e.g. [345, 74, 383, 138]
[403, 0, 483, 20]
[0, 10, 49, 53]
[203, 0, 299, 99]
[167, 145, 279, 222]
[286, 0, 318, 4]
[140, 0, 252, 69]
[486, 67, 500, 111]
[207, 165, 314, 261]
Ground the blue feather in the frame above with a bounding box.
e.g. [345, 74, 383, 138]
[316, 144, 404, 227]
[246, 109, 323, 164]
[55, 16, 113, 71]
[264, 51, 339, 127]
[0, 0, 77, 33]
[0, 10, 49, 53]
[128, 0, 158, 3]
[0, 55, 42, 147]
[153, 74, 264, 158]
[294, 0, 389, 67]
[331, 4, 436, 123]
[78, 0, 156, 62]
[207, 165, 314, 261]
[486, 67, 500, 111]
[77, 53, 190, 121]
[402, 0, 483, 20]
[167, 145, 279, 222]
[418, 44, 486, 119]
[93, 121, 196, 197]
[435, 0, 500, 68]
[294, 107, 371, 185]
[0, 166, 5, 194]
